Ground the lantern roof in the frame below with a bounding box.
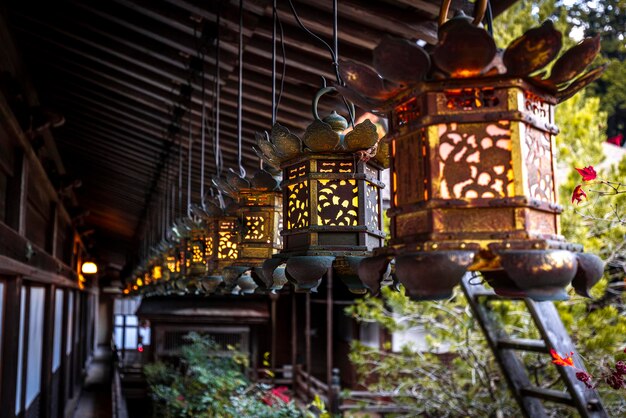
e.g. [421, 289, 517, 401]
[255, 87, 389, 169]
[336, 18, 605, 112]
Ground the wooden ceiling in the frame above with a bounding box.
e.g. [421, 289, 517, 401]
[5, 0, 516, 267]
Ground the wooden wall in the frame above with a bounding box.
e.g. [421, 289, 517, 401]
[0, 12, 97, 418]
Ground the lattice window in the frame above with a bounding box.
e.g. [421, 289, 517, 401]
[205, 236, 214, 257]
[444, 87, 500, 110]
[438, 121, 513, 199]
[317, 179, 359, 226]
[166, 255, 178, 273]
[188, 239, 206, 264]
[318, 160, 354, 173]
[366, 182, 380, 230]
[218, 221, 238, 259]
[287, 181, 309, 229]
[394, 97, 421, 129]
[275, 212, 283, 247]
[524, 91, 550, 121]
[524, 126, 555, 203]
[286, 164, 308, 181]
[244, 215, 267, 241]
[152, 266, 162, 280]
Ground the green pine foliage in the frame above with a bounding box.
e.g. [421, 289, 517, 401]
[144, 333, 302, 418]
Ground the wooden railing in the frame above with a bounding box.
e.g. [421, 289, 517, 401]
[253, 366, 293, 386]
[112, 362, 129, 418]
[294, 365, 332, 405]
[339, 391, 416, 416]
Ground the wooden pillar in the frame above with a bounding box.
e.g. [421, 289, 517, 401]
[40, 284, 55, 418]
[18, 286, 31, 415]
[305, 291, 311, 396]
[290, 289, 297, 390]
[326, 268, 334, 411]
[49, 203, 58, 257]
[6, 150, 28, 234]
[58, 288, 68, 418]
[0, 276, 22, 418]
[270, 293, 277, 382]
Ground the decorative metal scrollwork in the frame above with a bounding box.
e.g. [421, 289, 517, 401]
[524, 126, 555, 203]
[287, 181, 309, 229]
[438, 121, 513, 199]
[317, 179, 359, 226]
[218, 221, 239, 259]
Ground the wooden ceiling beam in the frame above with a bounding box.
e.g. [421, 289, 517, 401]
[59, 128, 164, 169]
[293, 0, 438, 44]
[59, 147, 156, 187]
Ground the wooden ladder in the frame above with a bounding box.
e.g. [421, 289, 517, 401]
[460, 274, 608, 418]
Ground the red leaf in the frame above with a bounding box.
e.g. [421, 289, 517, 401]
[551, 349, 575, 367]
[571, 185, 587, 205]
[607, 133, 623, 147]
[575, 166, 597, 181]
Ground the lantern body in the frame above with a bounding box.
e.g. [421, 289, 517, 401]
[235, 190, 283, 264]
[281, 153, 385, 256]
[186, 227, 211, 276]
[205, 216, 239, 274]
[164, 243, 184, 280]
[388, 78, 568, 262]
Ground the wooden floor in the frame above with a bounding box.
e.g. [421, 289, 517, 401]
[72, 346, 112, 418]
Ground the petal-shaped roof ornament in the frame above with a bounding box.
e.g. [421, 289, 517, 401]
[339, 59, 398, 100]
[555, 64, 607, 102]
[373, 35, 430, 85]
[270, 123, 301, 158]
[303, 116, 342, 152]
[344, 119, 378, 152]
[547, 35, 601, 85]
[250, 169, 280, 191]
[503, 20, 563, 76]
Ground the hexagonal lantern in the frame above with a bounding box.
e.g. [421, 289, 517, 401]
[338, 17, 606, 300]
[187, 199, 240, 294]
[214, 170, 284, 294]
[255, 86, 388, 292]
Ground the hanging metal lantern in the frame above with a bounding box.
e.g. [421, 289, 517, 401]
[338, 11, 606, 300]
[213, 169, 284, 293]
[255, 87, 388, 292]
[194, 196, 240, 292]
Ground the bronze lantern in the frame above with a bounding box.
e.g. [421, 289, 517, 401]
[255, 87, 388, 292]
[192, 197, 240, 294]
[214, 169, 284, 293]
[338, 14, 606, 300]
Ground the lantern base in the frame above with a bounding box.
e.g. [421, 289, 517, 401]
[368, 237, 601, 301]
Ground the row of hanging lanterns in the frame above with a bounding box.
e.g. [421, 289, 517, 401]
[127, 0, 606, 302]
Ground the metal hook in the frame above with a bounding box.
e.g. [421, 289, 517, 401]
[438, 0, 488, 27]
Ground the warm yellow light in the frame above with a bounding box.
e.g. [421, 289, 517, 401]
[81, 261, 98, 274]
[153, 266, 162, 280]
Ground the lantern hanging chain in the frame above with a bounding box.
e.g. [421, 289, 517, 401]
[271, 0, 276, 125]
[235, 0, 246, 178]
[276, 9, 286, 119]
[162, 154, 169, 240]
[287, 0, 336, 71]
[271, 2, 287, 122]
[178, 135, 183, 219]
[198, 23, 207, 205]
[187, 111, 193, 219]
[485, 0, 493, 36]
[287, 0, 354, 126]
[214, 3, 223, 178]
